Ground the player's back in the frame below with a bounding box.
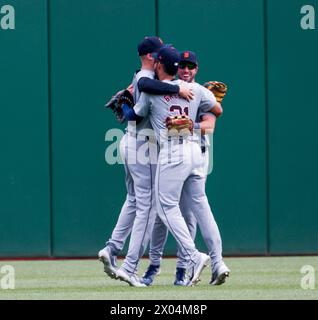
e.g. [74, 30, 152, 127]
[132, 69, 155, 102]
[148, 80, 207, 141]
[128, 69, 155, 134]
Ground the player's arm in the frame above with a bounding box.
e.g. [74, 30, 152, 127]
[126, 83, 134, 95]
[201, 85, 224, 117]
[195, 87, 217, 134]
[198, 88, 216, 114]
[138, 77, 193, 101]
[211, 102, 223, 118]
[121, 90, 149, 122]
[198, 86, 220, 121]
[194, 113, 216, 135]
[122, 104, 143, 122]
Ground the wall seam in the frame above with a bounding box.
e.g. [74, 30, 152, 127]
[155, 0, 159, 36]
[46, 0, 54, 257]
[263, 0, 271, 255]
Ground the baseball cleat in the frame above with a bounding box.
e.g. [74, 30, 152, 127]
[141, 264, 160, 286]
[174, 267, 188, 286]
[187, 252, 210, 286]
[116, 268, 147, 287]
[210, 261, 230, 285]
[98, 247, 118, 279]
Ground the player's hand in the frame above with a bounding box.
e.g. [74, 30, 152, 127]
[179, 83, 194, 101]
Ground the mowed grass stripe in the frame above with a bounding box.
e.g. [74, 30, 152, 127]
[0, 256, 317, 300]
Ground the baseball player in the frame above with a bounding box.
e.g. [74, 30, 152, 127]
[141, 51, 230, 286]
[98, 37, 193, 287]
[125, 46, 220, 286]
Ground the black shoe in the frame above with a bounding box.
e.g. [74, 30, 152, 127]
[141, 264, 160, 286]
[174, 267, 187, 286]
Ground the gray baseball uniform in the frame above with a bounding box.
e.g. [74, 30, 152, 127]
[106, 69, 157, 275]
[134, 79, 216, 267]
[139, 82, 224, 270]
[105, 69, 189, 276]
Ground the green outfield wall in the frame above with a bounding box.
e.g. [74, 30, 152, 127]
[0, 0, 317, 257]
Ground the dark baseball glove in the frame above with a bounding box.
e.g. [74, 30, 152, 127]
[165, 114, 193, 136]
[203, 81, 228, 103]
[105, 89, 134, 123]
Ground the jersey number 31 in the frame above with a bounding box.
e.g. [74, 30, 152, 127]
[170, 105, 189, 116]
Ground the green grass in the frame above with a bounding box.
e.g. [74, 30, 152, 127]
[0, 256, 317, 300]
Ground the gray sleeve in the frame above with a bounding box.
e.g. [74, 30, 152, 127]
[134, 92, 150, 117]
[199, 87, 217, 113]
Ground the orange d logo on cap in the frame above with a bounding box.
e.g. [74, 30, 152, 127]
[183, 52, 190, 59]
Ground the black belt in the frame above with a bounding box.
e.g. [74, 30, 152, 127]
[201, 146, 206, 154]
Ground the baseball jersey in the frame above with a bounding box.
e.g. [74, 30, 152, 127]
[134, 79, 215, 143]
[197, 86, 218, 149]
[127, 69, 155, 135]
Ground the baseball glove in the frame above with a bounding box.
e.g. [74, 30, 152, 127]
[203, 81, 228, 103]
[165, 114, 193, 136]
[105, 89, 134, 123]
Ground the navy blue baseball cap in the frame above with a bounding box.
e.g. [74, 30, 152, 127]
[179, 51, 198, 66]
[154, 46, 181, 75]
[137, 36, 164, 56]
